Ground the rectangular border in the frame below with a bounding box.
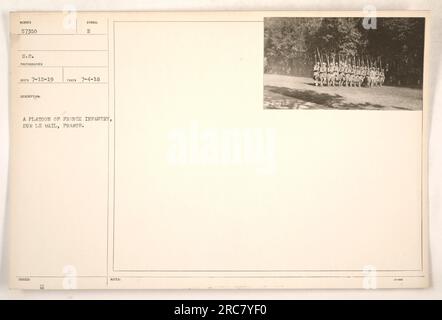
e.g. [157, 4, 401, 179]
[111, 13, 428, 275]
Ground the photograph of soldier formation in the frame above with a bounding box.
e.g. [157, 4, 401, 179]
[264, 17, 425, 110]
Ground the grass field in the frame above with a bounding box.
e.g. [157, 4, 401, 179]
[264, 74, 423, 110]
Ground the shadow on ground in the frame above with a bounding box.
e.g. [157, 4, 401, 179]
[265, 86, 408, 110]
[267, 86, 344, 107]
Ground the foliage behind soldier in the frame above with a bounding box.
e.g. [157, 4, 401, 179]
[265, 17, 424, 88]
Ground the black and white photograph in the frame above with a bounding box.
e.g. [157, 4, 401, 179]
[264, 17, 425, 110]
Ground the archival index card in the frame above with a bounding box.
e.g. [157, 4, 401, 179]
[9, 11, 430, 289]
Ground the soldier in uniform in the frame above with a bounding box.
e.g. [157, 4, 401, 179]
[326, 62, 332, 86]
[366, 67, 370, 87]
[350, 63, 355, 87]
[349, 63, 356, 87]
[313, 61, 320, 86]
[355, 65, 362, 87]
[358, 66, 364, 87]
[375, 68, 381, 87]
[374, 67, 378, 87]
[363, 66, 369, 87]
[319, 62, 327, 87]
[369, 67, 376, 88]
[338, 62, 345, 87]
[353, 64, 358, 87]
[327, 62, 336, 87]
[353, 65, 358, 87]
[362, 66, 368, 87]
[344, 63, 352, 87]
[380, 68, 385, 87]
[333, 62, 339, 87]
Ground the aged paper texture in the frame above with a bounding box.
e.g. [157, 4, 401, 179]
[8, 11, 430, 289]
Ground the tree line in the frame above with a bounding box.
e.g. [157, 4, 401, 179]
[264, 17, 425, 87]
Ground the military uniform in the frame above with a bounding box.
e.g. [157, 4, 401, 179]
[327, 63, 336, 86]
[311, 52, 385, 89]
[380, 69, 385, 87]
[375, 68, 381, 87]
[319, 62, 327, 86]
[313, 62, 320, 86]
[338, 63, 345, 87]
[369, 68, 376, 87]
[333, 63, 339, 87]
[344, 64, 352, 87]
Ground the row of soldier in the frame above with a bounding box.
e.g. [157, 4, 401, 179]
[313, 61, 385, 88]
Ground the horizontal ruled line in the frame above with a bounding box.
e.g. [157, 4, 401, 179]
[18, 65, 108, 68]
[16, 275, 424, 279]
[17, 276, 107, 279]
[18, 82, 108, 84]
[113, 269, 423, 273]
[17, 49, 108, 52]
[114, 20, 263, 23]
[13, 33, 107, 36]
